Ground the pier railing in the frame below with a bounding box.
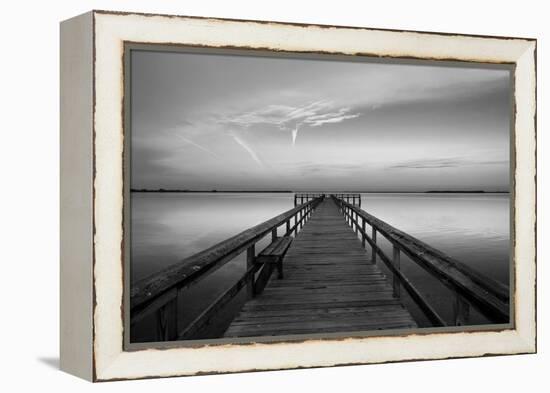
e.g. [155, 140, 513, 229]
[333, 193, 361, 207]
[130, 195, 324, 341]
[332, 195, 509, 326]
[294, 193, 325, 206]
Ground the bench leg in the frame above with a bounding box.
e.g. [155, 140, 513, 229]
[277, 260, 284, 279]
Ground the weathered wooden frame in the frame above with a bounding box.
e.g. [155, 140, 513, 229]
[60, 10, 537, 381]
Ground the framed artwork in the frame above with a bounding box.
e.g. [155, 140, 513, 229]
[60, 10, 536, 381]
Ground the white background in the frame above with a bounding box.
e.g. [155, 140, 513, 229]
[0, 0, 546, 391]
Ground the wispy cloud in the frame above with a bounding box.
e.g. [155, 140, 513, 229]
[390, 158, 508, 169]
[301, 107, 360, 127]
[172, 131, 220, 158]
[230, 132, 265, 167]
[291, 125, 299, 146]
[217, 100, 361, 145]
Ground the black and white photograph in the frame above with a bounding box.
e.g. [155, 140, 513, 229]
[128, 47, 512, 344]
[2, 0, 545, 387]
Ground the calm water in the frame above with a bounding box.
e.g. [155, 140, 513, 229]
[130, 193, 510, 341]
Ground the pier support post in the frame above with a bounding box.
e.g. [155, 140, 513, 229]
[392, 246, 401, 298]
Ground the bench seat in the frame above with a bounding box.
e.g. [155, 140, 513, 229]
[256, 236, 293, 265]
[253, 236, 292, 295]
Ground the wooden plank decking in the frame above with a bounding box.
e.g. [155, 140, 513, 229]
[224, 198, 417, 337]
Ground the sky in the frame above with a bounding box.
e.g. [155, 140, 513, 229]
[131, 50, 511, 192]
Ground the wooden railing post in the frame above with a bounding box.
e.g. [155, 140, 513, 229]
[392, 246, 401, 298]
[453, 292, 470, 326]
[246, 244, 255, 299]
[271, 228, 277, 242]
[361, 219, 366, 248]
[286, 219, 291, 236]
[372, 228, 377, 263]
[155, 296, 177, 341]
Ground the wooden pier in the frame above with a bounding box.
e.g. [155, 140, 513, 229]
[130, 193, 510, 342]
[224, 198, 416, 337]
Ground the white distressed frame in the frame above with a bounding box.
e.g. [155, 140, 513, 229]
[62, 10, 536, 381]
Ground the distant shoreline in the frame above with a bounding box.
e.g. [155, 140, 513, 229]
[130, 189, 293, 193]
[424, 190, 509, 194]
[130, 189, 510, 194]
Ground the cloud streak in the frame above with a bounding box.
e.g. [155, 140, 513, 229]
[291, 125, 299, 146]
[301, 107, 360, 127]
[230, 132, 265, 167]
[172, 132, 220, 158]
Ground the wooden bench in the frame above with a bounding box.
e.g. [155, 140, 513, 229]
[253, 236, 293, 295]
